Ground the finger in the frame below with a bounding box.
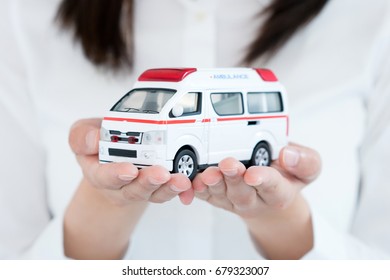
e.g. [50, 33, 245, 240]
[219, 158, 258, 211]
[178, 188, 195, 205]
[77, 154, 139, 190]
[120, 165, 171, 201]
[199, 166, 225, 195]
[278, 143, 322, 184]
[192, 167, 222, 200]
[149, 173, 192, 203]
[194, 166, 234, 209]
[69, 118, 102, 155]
[193, 167, 218, 193]
[244, 166, 296, 210]
[192, 172, 211, 201]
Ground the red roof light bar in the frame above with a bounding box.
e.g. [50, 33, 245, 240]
[255, 68, 278, 82]
[138, 68, 197, 82]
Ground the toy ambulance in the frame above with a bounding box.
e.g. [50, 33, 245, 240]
[99, 68, 288, 180]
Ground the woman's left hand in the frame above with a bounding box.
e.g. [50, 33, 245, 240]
[192, 143, 321, 259]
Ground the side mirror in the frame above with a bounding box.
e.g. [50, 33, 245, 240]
[171, 105, 184, 117]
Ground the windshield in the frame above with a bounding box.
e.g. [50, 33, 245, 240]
[111, 88, 176, 114]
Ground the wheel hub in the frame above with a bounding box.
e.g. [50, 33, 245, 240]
[178, 155, 194, 176]
[255, 147, 269, 166]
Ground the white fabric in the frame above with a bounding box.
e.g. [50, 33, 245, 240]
[0, 0, 390, 259]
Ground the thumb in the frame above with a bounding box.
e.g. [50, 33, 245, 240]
[68, 118, 102, 155]
[278, 143, 322, 184]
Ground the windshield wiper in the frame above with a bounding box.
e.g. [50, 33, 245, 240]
[123, 107, 140, 112]
[142, 109, 159, 114]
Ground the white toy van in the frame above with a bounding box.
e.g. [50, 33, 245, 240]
[99, 68, 288, 179]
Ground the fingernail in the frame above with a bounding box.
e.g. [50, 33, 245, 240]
[253, 177, 263, 186]
[283, 147, 300, 167]
[169, 185, 182, 192]
[86, 130, 98, 151]
[118, 174, 136, 181]
[221, 168, 237, 177]
[149, 177, 166, 185]
[205, 179, 220, 186]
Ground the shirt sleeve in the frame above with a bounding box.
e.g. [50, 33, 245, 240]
[0, 0, 66, 259]
[303, 16, 390, 260]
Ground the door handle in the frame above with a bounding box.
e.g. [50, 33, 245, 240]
[247, 120, 259, 125]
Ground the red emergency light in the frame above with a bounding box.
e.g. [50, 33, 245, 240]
[138, 68, 197, 82]
[254, 68, 278, 82]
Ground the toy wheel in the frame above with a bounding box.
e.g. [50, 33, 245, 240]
[251, 142, 271, 166]
[173, 149, 198, 180]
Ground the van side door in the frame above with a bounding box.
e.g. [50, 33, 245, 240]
[207, 91, 248, 164]
[167, 92, 207, 164]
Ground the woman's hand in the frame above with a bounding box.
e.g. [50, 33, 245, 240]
[192, 143, 321, 259]
[69, 118, 194, 206]
[65, 118, 193, 259]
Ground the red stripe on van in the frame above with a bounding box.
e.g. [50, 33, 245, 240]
[216, 115, 288, 122]
[104, 117, 164, 124]
[217, 115, 289, 136]
[166, 119, 196, 124]
[104, 115, 289, 135]
[103, 117, 197, 124]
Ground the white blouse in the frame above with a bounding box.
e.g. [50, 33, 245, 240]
[1, 0, 390, 259]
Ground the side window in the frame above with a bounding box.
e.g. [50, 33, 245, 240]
[173, 92, 201, 116]
[210, 92, 243, 115]
[247, 92, 283, 113]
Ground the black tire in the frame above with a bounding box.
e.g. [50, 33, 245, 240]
[173, 149, 198, 180]
[251, 142, 271, 166]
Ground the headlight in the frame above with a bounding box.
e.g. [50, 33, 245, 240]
[100, 127, 111, 142]
[142, 130, 165, 145]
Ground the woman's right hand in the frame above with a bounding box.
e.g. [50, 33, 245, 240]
[68, 118, 194, 206]
[65, 118, 193, 259]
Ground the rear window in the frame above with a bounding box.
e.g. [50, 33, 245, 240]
[247, 92, 283, 113]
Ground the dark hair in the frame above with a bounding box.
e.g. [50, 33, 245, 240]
[56, 0, 328, 70]
[56, 0, 132, 69]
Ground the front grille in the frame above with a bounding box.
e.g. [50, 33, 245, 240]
[108, 148, 137, 158]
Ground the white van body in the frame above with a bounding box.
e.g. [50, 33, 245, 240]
[99, 68, 288, 179]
